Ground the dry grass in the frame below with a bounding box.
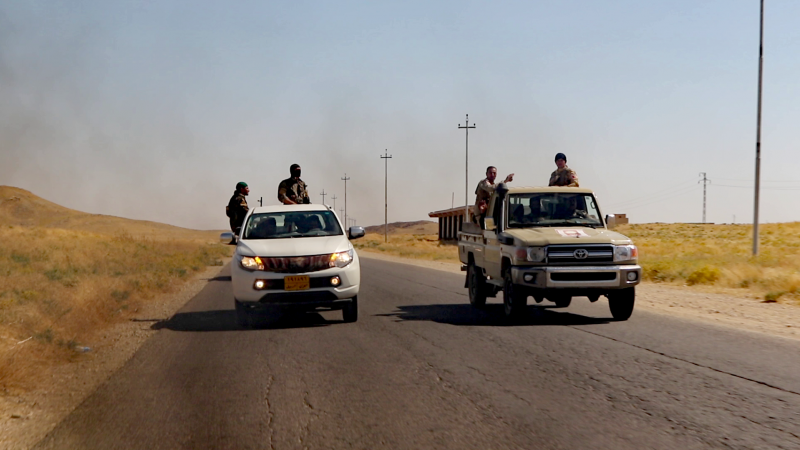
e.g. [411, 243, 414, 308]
[356, 222, 800, 305]
[0, 185, 234, 393]
[616, 223, 800, 304]
[354, 233, 460, 263]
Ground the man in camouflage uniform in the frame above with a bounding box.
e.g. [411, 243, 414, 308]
[227, 182, 249, 242]
[278, 164, 310, 205]
[474, 166, 514, 227]
[549, 153, 579, 187]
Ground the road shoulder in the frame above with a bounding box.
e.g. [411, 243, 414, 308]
[0, 265, 226, 450]
[357, 250, 800, 342]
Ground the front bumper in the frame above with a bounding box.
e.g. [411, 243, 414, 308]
[231, 256, 360, 304]
[511, 264, 641, 289]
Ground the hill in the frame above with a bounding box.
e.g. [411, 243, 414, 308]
[0, 186, 218, 241]
[363, 220, 438, 235]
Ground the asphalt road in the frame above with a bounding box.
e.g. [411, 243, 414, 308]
[35, 257, 800, 450]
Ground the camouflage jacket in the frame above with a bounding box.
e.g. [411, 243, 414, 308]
[227, 191, 249, 229]
[549, 166, 579, 187]
[278, 177, 310, 204]
[474, 178, 496, 216]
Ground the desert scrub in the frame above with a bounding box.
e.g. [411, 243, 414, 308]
[617, 222, 800, 301]
[353, 233, 460, 263]
[0, 226, 232, 391]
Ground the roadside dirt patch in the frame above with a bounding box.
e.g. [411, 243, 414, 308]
[358, 251, 800, 342]
[0, 265, 225, 450]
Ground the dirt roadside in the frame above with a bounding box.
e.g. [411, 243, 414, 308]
[358, 251, 800, 341]
[0, 265, 225, 450]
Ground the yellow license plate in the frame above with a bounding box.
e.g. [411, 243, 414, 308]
[284, 275, 310, 291]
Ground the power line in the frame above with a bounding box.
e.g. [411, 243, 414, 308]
[603, 180, 697, 209]
[458, 114, 476, 222]
[699, 172, 711, 223]
[341, 174, 350, 229]
[380, 149, 393, 243]
[607, 185, 700, 212]
[752, 0, 765, 256]
[713, 184, 800, 191]
[714, 177, 800, 183]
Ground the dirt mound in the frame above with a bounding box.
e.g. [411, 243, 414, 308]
[0, 186, 217, 240]
[363, 220, 438, 235]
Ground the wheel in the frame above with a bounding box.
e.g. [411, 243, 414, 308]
[503, 273, 527, 318]
[608, 287, 635, 321]
[467, 264, 487, 308]
[343, 296, 358, 323]
[235, 299, 252, 328]
[551, 295, 572, 308]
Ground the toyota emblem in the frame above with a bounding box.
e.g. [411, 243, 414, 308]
[573, 249, 589, 259]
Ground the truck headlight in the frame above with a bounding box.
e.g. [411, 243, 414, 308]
[527, 247, 546, 262]
[613, 245, 638, 263]
[330, 249, 354, 268]
[239, 255, 265, 271]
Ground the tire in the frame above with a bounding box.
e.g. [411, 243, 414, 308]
[467, 264, 488, 308]
[503, 273, 527, 319]
[343, 296, 358, 323]
[608, 287, 635, 321]
[235, 299, 252, 328]
[552, 295, 572, 308]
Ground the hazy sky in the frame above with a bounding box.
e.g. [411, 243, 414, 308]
[2, 1, 799, 230]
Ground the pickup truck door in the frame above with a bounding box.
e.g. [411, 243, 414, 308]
[483, 196, 503, 279]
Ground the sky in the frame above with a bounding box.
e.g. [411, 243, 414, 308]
[1, 0, 799, 230]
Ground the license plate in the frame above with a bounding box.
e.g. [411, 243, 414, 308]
[284, 275, 310, 291]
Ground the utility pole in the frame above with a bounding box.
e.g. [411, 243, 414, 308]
[699, 173, 711, 223]
[320, 189, 327, 205]
[458, 114, 476, 222]
[753, 0, 765, 256]
[331, 194, 338, 211]
[258, 197, 262, 207]
[341, 173, 350, 228]
[380, 149, 393, 242]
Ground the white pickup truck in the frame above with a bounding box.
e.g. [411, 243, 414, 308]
[459, 185, 642, 320]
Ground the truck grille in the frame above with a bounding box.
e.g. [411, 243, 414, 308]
[551, 272, 617, 282]
[260, 255, 332, 273]
[547, 245, 614, 264]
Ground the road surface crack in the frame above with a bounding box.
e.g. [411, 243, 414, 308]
[571, 327, 800, 397]
[264, 374, 275, 450]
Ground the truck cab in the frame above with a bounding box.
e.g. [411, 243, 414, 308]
[458, 185, 641, 320]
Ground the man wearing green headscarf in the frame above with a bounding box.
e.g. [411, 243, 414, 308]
[226, 182, 250, 237]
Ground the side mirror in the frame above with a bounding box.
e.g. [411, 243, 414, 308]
[605, 214, 615, 229]
[348, 226, 366, 239]
[484, 217, 496, 230]
[220, 232, 235, 245]
[497, 232, 515, 245]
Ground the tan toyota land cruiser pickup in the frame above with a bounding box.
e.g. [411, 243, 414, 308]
[458, 185, 642, 320]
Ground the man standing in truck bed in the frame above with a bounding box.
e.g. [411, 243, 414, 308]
[278, 164, 310, 205]
[474, 166, 513, 228]
[549, 153, 579, 187]
[227, 181, 249, 243]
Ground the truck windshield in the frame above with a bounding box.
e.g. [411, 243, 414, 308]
[507, 193, 603, 228]
[243, 211, 343, 239]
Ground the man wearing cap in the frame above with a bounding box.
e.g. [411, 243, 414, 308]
[227, 182, 250, 241]
[278, 164, 310, 205]
[474, 166, 514, 227]
[549, 153, 579, 187]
